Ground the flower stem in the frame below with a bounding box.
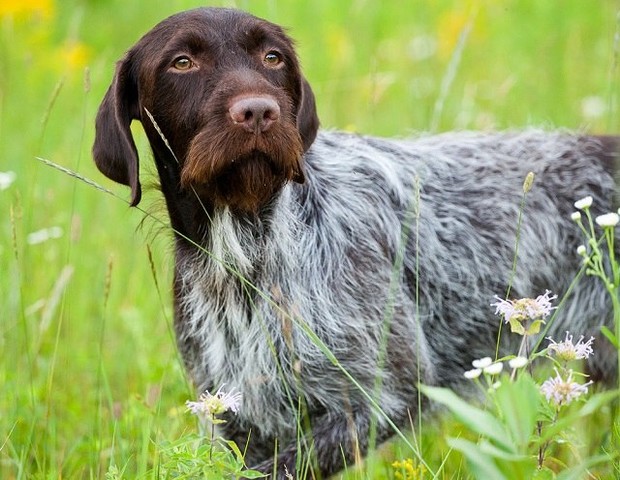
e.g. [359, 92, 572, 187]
[536, 420, 545, 469]
[537, 410, 558, 469]
[210, 418, 215, 461]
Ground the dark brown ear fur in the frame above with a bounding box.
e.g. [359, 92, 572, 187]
[93, 55, 142, 206]
[297, 77, 319, 154]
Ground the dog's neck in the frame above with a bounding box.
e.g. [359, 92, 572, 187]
[169, 179, 300, 267]
[150, 144, 299, 246]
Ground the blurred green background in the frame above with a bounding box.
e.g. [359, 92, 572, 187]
[1, 0, 618, 478]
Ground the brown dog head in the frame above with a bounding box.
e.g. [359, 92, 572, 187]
[93, 8, 319, 212]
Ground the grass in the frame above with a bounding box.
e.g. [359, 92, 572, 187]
[1, 0, 619, 478]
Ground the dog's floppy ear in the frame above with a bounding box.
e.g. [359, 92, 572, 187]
[297, 77, 319, 153]
[93, 54, 142, 206]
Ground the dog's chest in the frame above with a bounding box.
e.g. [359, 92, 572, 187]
[174, 210, 303, 433]
[177, 262, 299, 433]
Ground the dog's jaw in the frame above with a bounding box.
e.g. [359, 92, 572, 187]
[180, 122, 305, 213]
[187, 151, 294, 213]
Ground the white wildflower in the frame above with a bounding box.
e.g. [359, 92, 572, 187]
[508, 356, 528, 369]
[0, 171, 16, 190]
[26, 226, 64, 245]
[595, 213, 619, 228]
[571, 211, 582, 222]
[547, 332, 594, 362]
[581, 95, 607, 119]
[408, 34, 438, 61]
[483, 362, 504, 375]
[464, 368, 482, 379]
[186, 385, 242, 419]
[472, 357, 493, 369]
[576, 245, 587, 256]
[574, 196, 593, 210]
[540, 369, 593, 406]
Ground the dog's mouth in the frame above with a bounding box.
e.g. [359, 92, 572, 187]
[227, 148, 282, 175]
[211, 150, 279, 202]
[181, 135, 304, 212]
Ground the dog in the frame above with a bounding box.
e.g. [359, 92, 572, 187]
[93, 7, 619, 478]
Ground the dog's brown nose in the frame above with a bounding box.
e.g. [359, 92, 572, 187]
[229, 96, 280, 134]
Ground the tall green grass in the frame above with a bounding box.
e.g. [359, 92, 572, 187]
[1, 0, 618, 478]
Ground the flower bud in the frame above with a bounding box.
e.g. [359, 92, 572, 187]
[464, 368, 482, 379]
[574, 196, 593, 210]
[483, 362, 504, 375]
[522, 172, 535, 193]
[595, 213, 619, 228]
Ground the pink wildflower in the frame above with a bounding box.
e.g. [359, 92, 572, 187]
[491, 290, 557, 324]
[547, 332, 594, 362]
[540, 369, 592, 407]
[186, 385, 242, 419]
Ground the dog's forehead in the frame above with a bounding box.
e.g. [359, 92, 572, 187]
[137, 7, 288, 53]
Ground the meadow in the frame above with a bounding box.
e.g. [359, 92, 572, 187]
[1, 0, 619, 478]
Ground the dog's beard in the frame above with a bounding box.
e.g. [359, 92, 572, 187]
[181, 123, 304, 213]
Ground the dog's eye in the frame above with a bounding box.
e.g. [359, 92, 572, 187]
[263, 51, 283, 67]
[173, 56, 194, 71]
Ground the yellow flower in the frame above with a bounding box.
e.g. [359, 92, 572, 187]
[58, 40, 91, 71]
[326, 26, 353, 67]
[436, 1, 488, 60]
[0, 0, 54, 19]
[392, 458, 427, 480]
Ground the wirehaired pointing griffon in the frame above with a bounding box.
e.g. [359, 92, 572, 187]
[93, 7, 619, 478]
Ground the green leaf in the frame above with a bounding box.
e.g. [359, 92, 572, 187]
[223, 439, 244, 461]
[600, 325, 619, 349]
[538, 390, 619, 442]
[219, 439, 266, 478]
[494, 375, 541, 450]
[448, 438, 535, 480]
[525, 319, 545, 336]
[448, 438, 508, 480]
[476, 439, 531, 462]
[509, 318, 526, 335]
[556, 454, 615, 480]
[237, 470, 269, 479]
[421, 385, 514, 452]
[532, 466, 556, 480]
[577, 389, 619, 416]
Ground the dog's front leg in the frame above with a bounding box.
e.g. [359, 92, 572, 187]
[216, 417, 279, 469]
